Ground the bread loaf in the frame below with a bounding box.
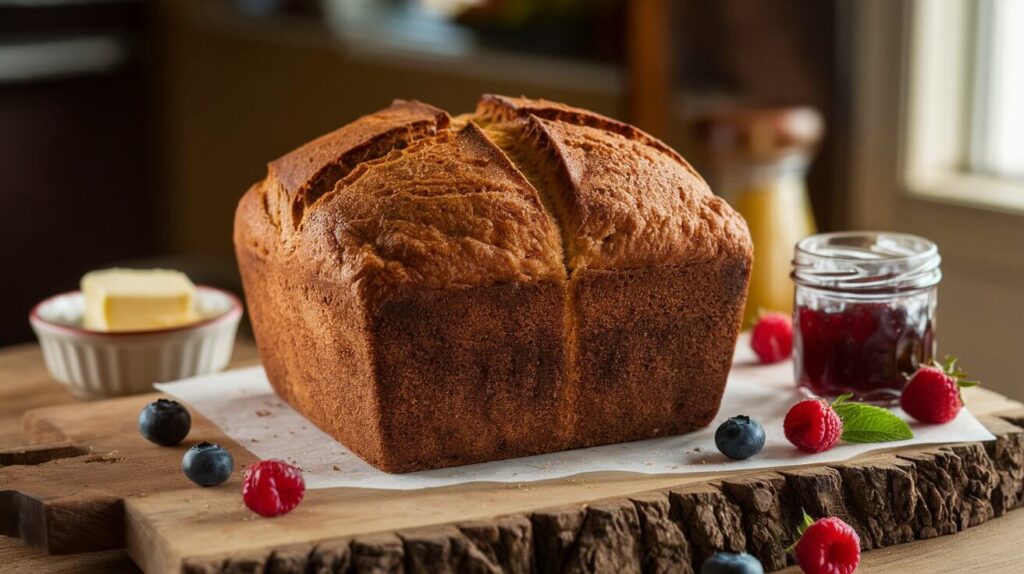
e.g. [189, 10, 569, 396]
[234, 95, 752, 472]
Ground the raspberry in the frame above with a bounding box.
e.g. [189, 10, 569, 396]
[900, 358, 978, 424]
[784, 399, 842, 453]
[242, 460, 305, 517]
[750, 312, 793, 363]
[794, 516, 861, 574]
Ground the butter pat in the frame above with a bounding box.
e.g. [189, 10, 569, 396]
[82, 269, 199, 331]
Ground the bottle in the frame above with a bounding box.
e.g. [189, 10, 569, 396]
[696, 107, 823, 325]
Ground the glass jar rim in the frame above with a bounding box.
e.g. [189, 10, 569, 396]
[792, 231, 942, 293]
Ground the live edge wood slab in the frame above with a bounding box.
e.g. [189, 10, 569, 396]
[1, 356, 1023, 574]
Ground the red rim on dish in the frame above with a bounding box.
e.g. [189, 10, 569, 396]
[29, 285, 244, 338]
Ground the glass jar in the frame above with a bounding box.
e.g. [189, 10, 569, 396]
[791, 232, 941, 404]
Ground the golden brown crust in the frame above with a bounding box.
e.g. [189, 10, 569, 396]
[476, 94, 688, 166]
[526, 115, 750, 270]
[235, 95, 753, 473]
[302, 122, 565, 304]
[235, 184, 388, 463]
[478, 95, 752, 271]
[265, 99, 450, 233]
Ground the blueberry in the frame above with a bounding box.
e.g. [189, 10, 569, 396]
[182, 442, 234, 487]
[714, 415, 766, 460]
[701, 552, 764, 574]
[138, 399, 191, 446]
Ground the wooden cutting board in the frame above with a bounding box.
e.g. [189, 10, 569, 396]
[2, 370, 1024, 574]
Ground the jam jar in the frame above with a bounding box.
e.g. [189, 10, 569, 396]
[792, 232, 941, 403]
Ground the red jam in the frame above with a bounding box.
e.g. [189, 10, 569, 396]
[795, 302, 935, 402]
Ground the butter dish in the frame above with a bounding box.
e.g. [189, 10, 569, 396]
[30, 286, 243, 399]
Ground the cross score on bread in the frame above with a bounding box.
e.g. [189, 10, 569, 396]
[234, 95, 753, 473]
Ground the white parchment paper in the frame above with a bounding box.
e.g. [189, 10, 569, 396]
[156, 340, 994, 490]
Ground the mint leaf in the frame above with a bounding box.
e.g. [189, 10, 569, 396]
[833, 402, 913, 443]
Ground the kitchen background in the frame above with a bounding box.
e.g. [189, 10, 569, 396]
[2, 0, 1022, 398]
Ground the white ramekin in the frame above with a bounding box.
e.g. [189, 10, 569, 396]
[29, 286, 244, 399]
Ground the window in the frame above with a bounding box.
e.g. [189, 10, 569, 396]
[849, 0, 1024, 400]
[969, 0, 1024, 179]
[904, 0, 1024, 213]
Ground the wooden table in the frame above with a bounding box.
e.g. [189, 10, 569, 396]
[1, 341, 1022, 573]
[0, 341, 260, 573]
